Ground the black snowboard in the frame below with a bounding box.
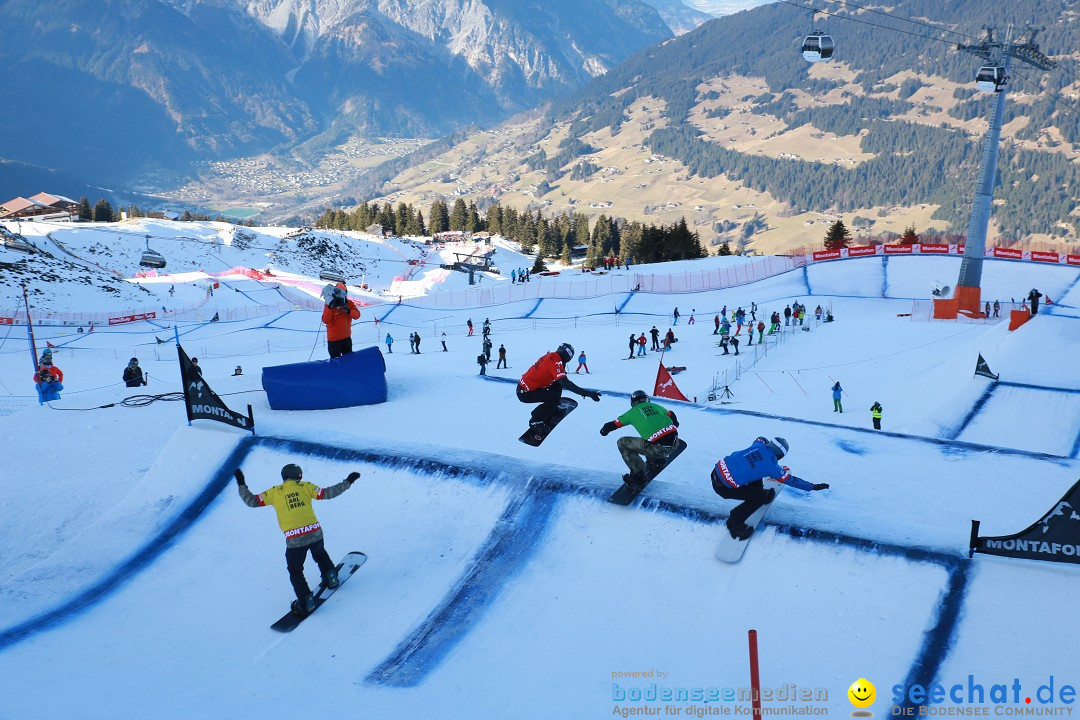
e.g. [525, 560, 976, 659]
[518, 398, 579, 447]
[608, 439, 688, 505]
[270, 551, 367, 632]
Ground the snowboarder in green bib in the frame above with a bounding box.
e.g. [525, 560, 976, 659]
[600, 390, 680, 488]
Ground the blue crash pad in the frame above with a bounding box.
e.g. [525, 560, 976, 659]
[262, 346, 387, 410]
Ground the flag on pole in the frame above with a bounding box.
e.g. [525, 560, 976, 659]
[178, 344, 254, 432]
[974, 353, 1000, 381]
[654, 361, 689, 402]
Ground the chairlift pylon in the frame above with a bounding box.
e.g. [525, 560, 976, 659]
[139, 234, 167, 269]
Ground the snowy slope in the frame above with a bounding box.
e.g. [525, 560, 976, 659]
[1, 224, 1078, 719]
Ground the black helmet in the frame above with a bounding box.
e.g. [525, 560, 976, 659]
[281, 463, 303, 480]
[630, 390, 649, 406]
[557, 343, 574, 363]
[765, 437, 789, 460]
[129, 357, 139, 364]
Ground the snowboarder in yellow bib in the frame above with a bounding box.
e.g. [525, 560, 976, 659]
[235, 464, 359, 616]
[600, 390, 680, 489]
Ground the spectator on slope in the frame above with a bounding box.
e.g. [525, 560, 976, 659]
[575, 351, 590, 374]
[757, 321, 765, 344]
[385, 333, 394, 353]
[441, 333, 448, 352]
[832, 381, 844, 413]
[35, 350, 63, 384]
[233, 366, 243, 376]
[467, 318, 474, 336]
[730, 335, 740, 356]
[477, 351, 488, 376]
[714, 314, 721, 335]
[123, 357, 148, 387]
[984, 301, 991, 318]
[190, 358, 203, 377]
[993, 300, 1000, 318]
[35, 368, 64, 403]
[483, 337, 492, 361]
[673, 307, 680, 325]
[784, 305, 792, 326]
[650, 326, 661, 352]
[414, 333, 421, 354]
[234, 464, 358, 617]
[600, 390, 680, 489]
[637, 333, 647, 357]
[870, 402, 883, 430]
[517, 343, 600, 429]
[1028, 288, 1043, 316]
[815, 305, 823, 322]
[711, 437, 827, 540]
[321, 283, 361, 358]
[497, 344, 508, 369]
[688, 310, 696, 325]
[628, 334, 638, 359]
[408, 333, 416, 354]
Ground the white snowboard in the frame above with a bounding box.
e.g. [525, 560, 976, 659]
[716, 481, 784, 563]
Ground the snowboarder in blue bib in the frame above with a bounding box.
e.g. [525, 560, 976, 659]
[711, 437, 828, 540]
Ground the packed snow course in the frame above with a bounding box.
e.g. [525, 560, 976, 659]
[1, 221, 1078, 719]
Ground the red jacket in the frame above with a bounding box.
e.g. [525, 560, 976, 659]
[321, 301, 360, 341]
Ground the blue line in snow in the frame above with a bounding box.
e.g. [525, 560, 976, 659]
[997, 381, 1080, 394]
[377, 305, 400, 322]
[0, 438, 252, 652]
[894, 561, 973, 716]
[802, 265, 811, 295]
[616, 292, 635, 314]
[522, 299, 544, 318]
[881, 255, 889, 298]
[478, 375, 1074, 462]
[949, 384, 996, 440]
[366, 486, 560, 687]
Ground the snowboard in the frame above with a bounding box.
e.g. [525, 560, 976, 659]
[518, 398, 578, 447]
[716, 482, 784, 563]
[270, 551, 367, 632]
[608, 439, 688, 506]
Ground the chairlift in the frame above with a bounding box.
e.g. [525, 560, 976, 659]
[975, 65, 1007, 93]
[319, 269, 346, 283]
[139, 235, 167, 269]
[802, 31, 834, 63]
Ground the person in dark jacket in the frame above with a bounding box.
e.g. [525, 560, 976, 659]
[1028, 288, 1043, 316]
[711, 437, 828, 540]
[123, 358, 148, 387]
[235, 464, 359, 616]
[870, 402, 883, 430]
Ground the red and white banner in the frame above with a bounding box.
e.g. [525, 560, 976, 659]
[812, 249, 842, 261]
[991, 247, 1023, 260]
[1030, 251, 1059, 264]
[108, 312, 157, 326]
[1068, 255, 1080, 266]
[0, 317, 13, 325]
[918, 243, 950, 254]
[883, 244, 914, 254]
[847, 245, 878, 257]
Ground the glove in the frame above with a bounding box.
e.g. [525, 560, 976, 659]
[346, 472, 361, 485]
[812, 483, 830, 491]
[585, 391, 601, 402]
[600, 421, 618, 437]
[234, 469, 246, 486]
[781, 466, 790, 474]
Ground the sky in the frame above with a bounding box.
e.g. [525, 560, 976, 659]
[1, 219, 1078, 719]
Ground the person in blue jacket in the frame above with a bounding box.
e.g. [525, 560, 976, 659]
[711, 436, 828, 540]
[832, 381, 843, 413]
[35, 367, 64, 403]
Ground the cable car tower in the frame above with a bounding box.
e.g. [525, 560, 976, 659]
[935, 25, 1056, 319]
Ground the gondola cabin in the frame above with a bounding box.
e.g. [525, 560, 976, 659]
[319, 269, 346, 283]
[975, 65, 1007, 93]
[139, 251, 166, 269]
[802, 32, 834, 63]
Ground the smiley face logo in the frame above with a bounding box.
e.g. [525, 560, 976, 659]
[848, 678, 876, 716]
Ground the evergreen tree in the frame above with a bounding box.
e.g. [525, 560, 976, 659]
[823, 220, 852, 250]
[93, 198, 114, 223]
[414, 209, 427, 236]
[619, 221, 644, 265]
[718, 240, 733, 256]
[77, 196, 93, 221]
[531, 254, 547, 274]
[466, 201, 481, 233]
[449, 198, 468, 231]
[899, 224, 919, 245]
[377, 203, 395, 233]
[519, 212, 537, 255]
[429, 200, 449, 235]
[560, 242, 572, 266]
[485, 205, 502, 235]
[395, 203, 411, 235]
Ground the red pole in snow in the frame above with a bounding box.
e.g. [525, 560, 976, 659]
[748, 629, 762, 718]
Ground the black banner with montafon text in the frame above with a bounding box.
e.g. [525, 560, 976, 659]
[970, 478, 1080, 564]
[178, 344, 254, 433]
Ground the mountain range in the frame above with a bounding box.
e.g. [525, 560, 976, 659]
[0, 0, 682, 193]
